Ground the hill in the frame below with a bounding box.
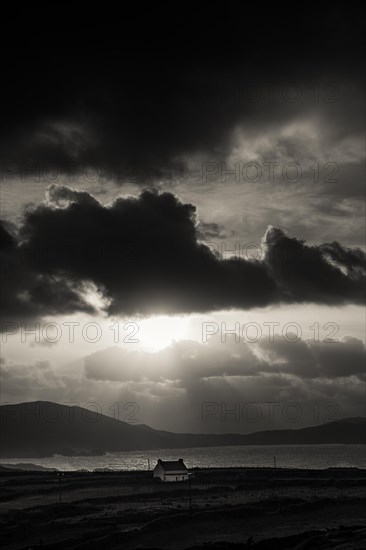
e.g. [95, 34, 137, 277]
[0, 401, 365, 458]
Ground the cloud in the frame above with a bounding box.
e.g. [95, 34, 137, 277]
[319, 241, 366, 275]
[0, 218, 95, 325]
[83, 334, 365, 384]
[1, 332, 364, 432]
[1, 4, 364, 183]
[259, 334, 365, 380]
[263, 226, 365, 305]
[1, 188, 365, 324]
[83, 338, 261, 383]
[196, 222, 231, 241]
[82, 335, 365, 431]
[0, 357, 69, 398]
[312, 336, 366, 378]
[4, 187, 277, 318]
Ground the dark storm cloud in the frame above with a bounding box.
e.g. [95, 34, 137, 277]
[1, 3, 364, 182]
[263, 226, 365, 305]
[0, 188, 365, 323]
[14, 187, 278, 315]
[319, 242, 366, 275]
[0, 218, 95, 324]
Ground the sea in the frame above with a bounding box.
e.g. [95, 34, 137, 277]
[1, 444, 365, 471]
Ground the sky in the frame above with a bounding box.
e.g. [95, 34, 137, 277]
[0, 2, 365, 433]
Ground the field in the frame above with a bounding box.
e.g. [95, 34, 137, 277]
[0, 467, 365, 549]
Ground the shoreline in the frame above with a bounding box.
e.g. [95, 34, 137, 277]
[1, 463, 366, 473]
[1, 442, 365, 474]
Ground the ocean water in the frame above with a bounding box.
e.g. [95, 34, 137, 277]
[1, 444, 365, 471]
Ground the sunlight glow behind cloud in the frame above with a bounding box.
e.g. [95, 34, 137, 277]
[137, 315, 191, 351]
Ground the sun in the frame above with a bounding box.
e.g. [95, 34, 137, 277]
[137, 315, 190, 351]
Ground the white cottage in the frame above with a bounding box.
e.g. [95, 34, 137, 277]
[153, 458, 188, 482]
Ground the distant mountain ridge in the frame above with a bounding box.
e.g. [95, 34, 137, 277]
[0, 401, 365, 458]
